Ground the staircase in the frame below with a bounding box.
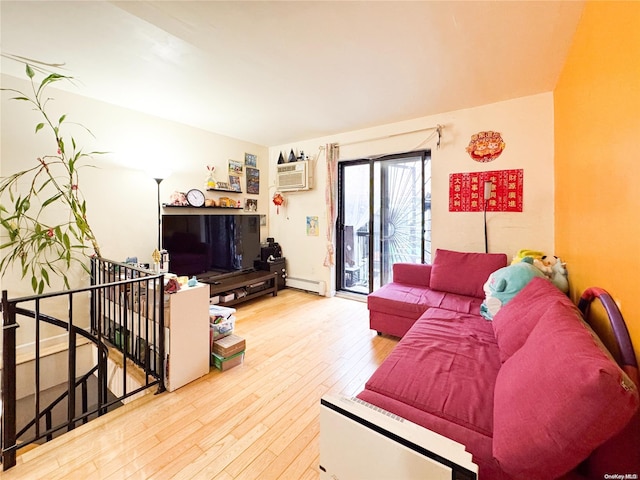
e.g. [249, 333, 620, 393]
[1, 258, 167, 470]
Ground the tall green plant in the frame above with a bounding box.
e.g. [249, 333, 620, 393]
[0, 64, 103, 293]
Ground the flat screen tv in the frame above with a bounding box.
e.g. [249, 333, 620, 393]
[162, 214, 261, 277]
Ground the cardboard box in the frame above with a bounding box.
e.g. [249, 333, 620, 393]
[213, 334, 246, 358]
[211, 351, 244, 371]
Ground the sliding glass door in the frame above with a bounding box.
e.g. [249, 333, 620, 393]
[337, 151, 431, 294]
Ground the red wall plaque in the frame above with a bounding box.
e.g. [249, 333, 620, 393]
[449, 169, 523, 212]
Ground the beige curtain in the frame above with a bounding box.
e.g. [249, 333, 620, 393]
[323, 143, 339, 267]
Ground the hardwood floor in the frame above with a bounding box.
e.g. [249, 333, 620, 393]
[4, 289, 398, 479]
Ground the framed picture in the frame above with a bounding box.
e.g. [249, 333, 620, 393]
[245, 153, 257, 167]
[244, 198, 258, 212]
[229, 175, 242, 192]
[229, 159, 243, 175]
[246, 167, 260, 194]
[306, 216, 319, 236]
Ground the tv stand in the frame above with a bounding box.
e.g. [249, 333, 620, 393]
[200, 269, 278, 307]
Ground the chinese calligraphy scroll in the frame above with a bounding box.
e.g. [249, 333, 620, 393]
[449, 169, 523, 212]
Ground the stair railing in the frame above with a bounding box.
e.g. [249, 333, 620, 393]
[1, 258, 165, 470]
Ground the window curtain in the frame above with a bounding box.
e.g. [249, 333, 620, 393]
[323, 143, 339, 267]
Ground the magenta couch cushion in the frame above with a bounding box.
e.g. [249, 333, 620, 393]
[367, 282, 446, 320]
[429, 249, 507, 299]
[492, 276, 579, 363]
[392, 262, 432, 287]
[364, 308, 501, 437]
[367, 282, 484, 319]
[493, 301, 640, 479]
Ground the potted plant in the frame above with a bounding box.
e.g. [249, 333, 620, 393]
[0, 63, 103, 293]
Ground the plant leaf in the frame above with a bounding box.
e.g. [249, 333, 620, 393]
[35, 123, 45, 133]
[41, 268, 50, 286]
[41, 192, 63, 208]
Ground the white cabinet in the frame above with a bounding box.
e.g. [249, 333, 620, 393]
[164, 283, 210, 392]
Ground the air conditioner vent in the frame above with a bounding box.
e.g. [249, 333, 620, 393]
[276, 160, 312, 191]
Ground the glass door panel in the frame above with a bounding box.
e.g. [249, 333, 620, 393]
[338, 151, 430, 294]
[338, 162, 370, 294]
[373, 155, 425, 289]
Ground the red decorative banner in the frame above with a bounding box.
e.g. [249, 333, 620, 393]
[449, 169, 523, 212]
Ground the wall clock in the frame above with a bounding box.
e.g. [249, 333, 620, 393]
[186, 188, 205, 207]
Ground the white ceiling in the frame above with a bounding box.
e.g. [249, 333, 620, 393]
[1, 1, 584, 147]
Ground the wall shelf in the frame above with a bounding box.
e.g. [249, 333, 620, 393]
[207, 187, 242, 194]
[162, 204, 243, 210]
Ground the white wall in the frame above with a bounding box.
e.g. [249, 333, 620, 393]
[270, 93, 555, 296]
[1, 73, 269, 298]
[2, 70, 554, 311]
[1, 73, 269, 351]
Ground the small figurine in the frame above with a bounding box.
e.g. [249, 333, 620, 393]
[206, 165, 217, 189]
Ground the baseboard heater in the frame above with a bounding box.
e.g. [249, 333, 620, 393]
[319, 395, 478, 480]
[285, 277, 325, 295]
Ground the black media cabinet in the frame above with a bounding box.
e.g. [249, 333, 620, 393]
[200, 269, 278, 307]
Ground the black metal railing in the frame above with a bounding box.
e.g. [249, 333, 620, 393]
[1, 258, 165, 470]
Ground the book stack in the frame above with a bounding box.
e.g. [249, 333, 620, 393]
[211, 334, 246, 371]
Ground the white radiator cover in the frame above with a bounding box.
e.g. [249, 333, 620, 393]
[319, 394, 478, 480]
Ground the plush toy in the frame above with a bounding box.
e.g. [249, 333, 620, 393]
[169, 191, 188, 206]
[480, 262, 547, 320]
[511, 249, 570, 293]
[511, 249, 545, 265]
[548, 256, 569, 293]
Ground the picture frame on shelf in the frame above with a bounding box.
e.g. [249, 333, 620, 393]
[246, 167, 260, 194]
[229, 159, 243, 174]
[244, 153, 257, 167]
[244, 198, 258, 212]
[229, 175, 242, 192]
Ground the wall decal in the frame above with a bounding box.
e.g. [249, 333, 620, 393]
[466, 131, 506, 162]
[449, 169, 523, 212]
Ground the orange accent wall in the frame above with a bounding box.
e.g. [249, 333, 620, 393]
[555, 2, 640, 361]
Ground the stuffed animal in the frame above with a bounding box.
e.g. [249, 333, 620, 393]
[511, 249, 569, 293]
[511, 249, 545, 265]
[480, 262, 547, 320]
[548, 256, 569, 293]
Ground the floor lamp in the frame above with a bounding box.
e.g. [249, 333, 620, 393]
[483, 180, 492, 253]
[154, 177, 164, 252]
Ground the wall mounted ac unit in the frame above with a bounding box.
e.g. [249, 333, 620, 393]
[276, 160, 311, 191]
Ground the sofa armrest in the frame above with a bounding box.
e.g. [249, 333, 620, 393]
[392, 263, 432, 287]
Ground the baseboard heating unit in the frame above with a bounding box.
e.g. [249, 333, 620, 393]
[319, 395, 478, 480]
[286, 277, 325, 295]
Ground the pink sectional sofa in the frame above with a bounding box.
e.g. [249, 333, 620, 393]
[361, 249, 640, 479]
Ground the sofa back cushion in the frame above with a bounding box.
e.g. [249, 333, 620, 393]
[492, 276, 577, 363]
[492, 301, 640, 479]
[429, 249, 507, 299]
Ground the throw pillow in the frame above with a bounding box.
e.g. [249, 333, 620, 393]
[429, 249, 507, 299]
[493, 301, 639, 479]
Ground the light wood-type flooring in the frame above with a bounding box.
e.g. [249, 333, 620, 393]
[3, 289, 398, 479]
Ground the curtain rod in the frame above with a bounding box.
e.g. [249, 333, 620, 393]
[321, 124, 443, 149]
